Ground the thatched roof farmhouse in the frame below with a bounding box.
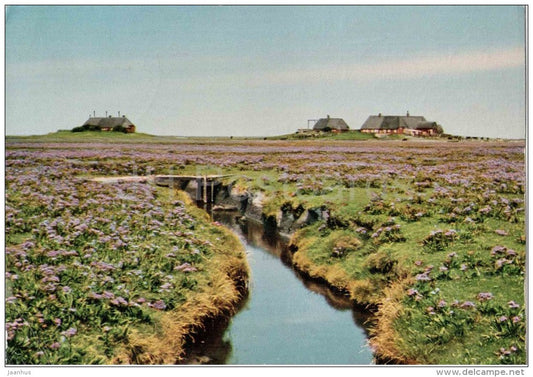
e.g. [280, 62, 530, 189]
[360, 112, 442, 136]
[313, 115, 350, 132]
[74, 115, 136, 133]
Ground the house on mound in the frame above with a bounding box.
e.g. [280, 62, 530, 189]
[360, 112, 442, 136]
[313, 115, 350, 133]
[73, 115, 136, 133]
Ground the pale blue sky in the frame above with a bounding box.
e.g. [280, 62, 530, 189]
[6, 5, 526, 137]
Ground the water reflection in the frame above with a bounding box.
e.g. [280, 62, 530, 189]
[182, 210, 373, 365]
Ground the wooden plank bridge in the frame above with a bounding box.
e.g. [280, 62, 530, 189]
[154, 174, 232, 203]
[89, 174, 232, 204]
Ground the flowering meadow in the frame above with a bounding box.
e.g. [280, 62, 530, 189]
[5, 142, 249, 364]
[5, 134, 526, 364]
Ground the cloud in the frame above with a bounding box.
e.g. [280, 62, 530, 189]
[251, 47, 525, 86]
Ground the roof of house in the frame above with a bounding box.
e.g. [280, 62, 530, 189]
[313, 117, 350, 131]
[360, 115, 426, 130]
[414, 121, 438, 130]
[83, 116, 134, 128]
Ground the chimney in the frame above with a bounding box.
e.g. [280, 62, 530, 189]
[327, 114, 330, 119]
[105, 111, 108, 117]
[378, 113, 382, 117]
[93, 110, 96, 117]
[406, 110, 410, 117]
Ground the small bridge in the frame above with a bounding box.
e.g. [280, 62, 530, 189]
[89, 174, 232, 204]
[154, 174, 232, 203]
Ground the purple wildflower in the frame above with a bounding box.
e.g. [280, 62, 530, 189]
[415, 273, 431, 282]
[495, 229, 508, 236]
[150, 300, 166, 310]
[437, 299, 447, 308]
[477, 292, 494, 302]
[407, 288, 418, 296]
[460, 301, 476, 309]
[61, 328, 77, 337]
[491, 246, 506, 256]
[174, 263, 197, 273]
[498, 316, 508, 322]
[508, 301, 520, 309]
[49, 342, 61, 350]
[88, 292, 103, 300]
[512, 316, 522, 323]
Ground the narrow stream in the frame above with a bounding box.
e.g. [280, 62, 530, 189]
[184, 211, 374, 365]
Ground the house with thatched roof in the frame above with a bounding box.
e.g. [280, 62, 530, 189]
[74, 115, 136, 133]
[313, 115, 350, 132]
[360, 112, 441, 136]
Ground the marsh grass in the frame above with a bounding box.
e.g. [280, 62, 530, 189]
[6, 136, 525, 365]
[5, 165, 248, 364]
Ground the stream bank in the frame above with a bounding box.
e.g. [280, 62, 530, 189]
[161, 179, 406, 364]
[180, 210, 374, 364]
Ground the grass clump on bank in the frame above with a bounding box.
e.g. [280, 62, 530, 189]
[5, 160, 248, 364]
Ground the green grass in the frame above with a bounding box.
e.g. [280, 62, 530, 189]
[266, 130, 377, 141]
[288, 180, 525, 364]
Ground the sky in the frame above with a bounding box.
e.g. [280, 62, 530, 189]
[5, 5, 526, 138]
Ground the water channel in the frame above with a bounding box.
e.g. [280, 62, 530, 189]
[184, 211, 374, 365]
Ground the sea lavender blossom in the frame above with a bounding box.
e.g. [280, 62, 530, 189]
[61, 328, 77, 337]
[150, 300, 166, 310]
[491, 246, 506, 256]
[49, 342, 61, 350]
[477, 292, 494, 302]
[498, 316, 508, 322]
[175, 263, 197, 273]
[415, 272, 431, 282]
[508, 301, 520, 309]
[460, 301, 476, 309]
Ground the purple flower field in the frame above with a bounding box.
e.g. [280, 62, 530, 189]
[5, 137, 526, 364]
